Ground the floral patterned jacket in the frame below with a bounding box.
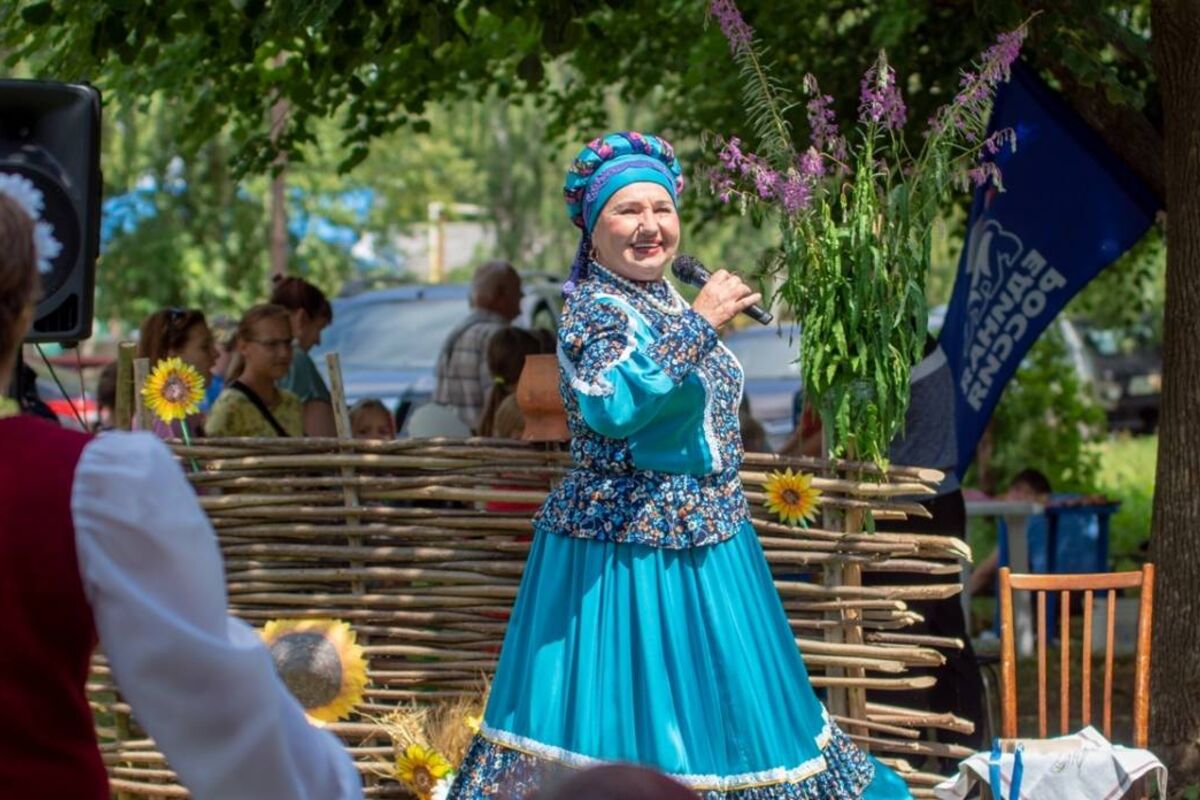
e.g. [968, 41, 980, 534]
[532, 265, 750, 549]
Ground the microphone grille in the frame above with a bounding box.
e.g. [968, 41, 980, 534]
[671, 254, 706, 284]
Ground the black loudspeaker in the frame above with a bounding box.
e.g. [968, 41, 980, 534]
[0, 79, 101, 344]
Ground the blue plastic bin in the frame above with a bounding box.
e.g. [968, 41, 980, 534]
[995, 495, 1121, 637]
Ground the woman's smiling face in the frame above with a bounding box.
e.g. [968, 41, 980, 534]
[591, 182, 680, 282]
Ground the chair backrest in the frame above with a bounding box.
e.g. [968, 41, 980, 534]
[998, 565, 1155, 747]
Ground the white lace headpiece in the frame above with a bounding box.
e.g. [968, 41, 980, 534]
[0, 170, 63, 275]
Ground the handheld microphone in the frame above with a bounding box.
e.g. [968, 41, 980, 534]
[671, 255, 774, 326]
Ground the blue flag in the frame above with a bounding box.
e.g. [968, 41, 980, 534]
[939, 62, 1160, 478]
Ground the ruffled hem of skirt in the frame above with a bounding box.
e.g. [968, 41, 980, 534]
[448, 720, 878, 799]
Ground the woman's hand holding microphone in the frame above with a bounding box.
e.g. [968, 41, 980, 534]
[691, 270, 763, 330]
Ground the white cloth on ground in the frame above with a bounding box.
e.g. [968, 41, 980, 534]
[71, 432, 364, 800]
[934, 726, 1166, 800]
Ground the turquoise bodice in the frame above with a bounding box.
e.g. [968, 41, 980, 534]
[532, 265, 750, 548]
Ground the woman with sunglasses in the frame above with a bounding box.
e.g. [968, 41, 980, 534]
[206, 304, 303, 438]
[136, 307, 219, 438]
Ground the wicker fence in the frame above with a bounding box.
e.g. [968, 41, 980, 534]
[89, 437, 973, 798]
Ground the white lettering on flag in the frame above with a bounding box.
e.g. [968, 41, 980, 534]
[959, 219, 1068, 411]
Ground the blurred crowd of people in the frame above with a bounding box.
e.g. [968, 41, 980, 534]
[51, 257, 788, 456]
[87, 260, 574, 448]
[89, 275, 340, 439]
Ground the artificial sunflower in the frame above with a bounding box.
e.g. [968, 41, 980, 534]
[763, 468, 823, 527]
[395, 743, 454, 800]
[261, 618, 368, 724]
[142, 357, 205, 424]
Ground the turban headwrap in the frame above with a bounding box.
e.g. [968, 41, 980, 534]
[562, 132, 684, 294]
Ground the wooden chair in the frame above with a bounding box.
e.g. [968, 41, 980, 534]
[998, 565, 1155, 746]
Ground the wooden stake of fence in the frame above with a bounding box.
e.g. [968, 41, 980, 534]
[326, 352, 366, 601]
[114, 341, 136, 431]
[110, 341, 140, 799]
[842, 512, 869, 738]
[133, 357, 152, 432]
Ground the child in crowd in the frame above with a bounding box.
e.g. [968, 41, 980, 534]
[479, 328, 544, 515]
[350, 398, 396, 440]
[477, 327, 543, 438]
[490, 394, 525, 440]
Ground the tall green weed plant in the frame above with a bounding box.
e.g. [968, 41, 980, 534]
[706, 0, 1027, 464]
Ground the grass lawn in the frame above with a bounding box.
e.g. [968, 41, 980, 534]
[1094, 434, 1157, 571]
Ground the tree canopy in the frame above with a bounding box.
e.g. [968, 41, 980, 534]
[1, 2, 1159, 184]
[3, 0, 1165, 324]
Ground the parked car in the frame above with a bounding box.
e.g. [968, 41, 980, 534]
[312, 277, 563, 434]
[722, 324, 804, 451]
[10, 350, 105, 430]
[929, 305, 1161, 434]
[36, 378, 98, 430]
[1072, 317, 1161, 433]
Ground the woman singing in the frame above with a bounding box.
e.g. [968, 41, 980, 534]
[448, 132, 910, 799]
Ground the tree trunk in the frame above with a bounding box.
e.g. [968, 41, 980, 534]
[269, 159, 288, 281]
[268, 80, 290, 283]
[1149, 0, 1200, 786]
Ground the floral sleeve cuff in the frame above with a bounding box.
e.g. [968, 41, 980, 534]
[645, 309, 719, 384]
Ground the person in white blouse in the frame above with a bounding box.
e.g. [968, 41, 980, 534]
[0, 181, 363, 796]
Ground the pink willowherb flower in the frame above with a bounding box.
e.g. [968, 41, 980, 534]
[709, 167, 737, 203]
[931, 26, 1027, 137]
[752, 160, 782, 200]
[709, 0, 753, 54]
[981, 127, 1016, 157]
[980, 28, 1025, 84]
[963, 161, 1003, 190]
[797, 147, 824, 181]
[777, 175, 811, 214]
[859, 57, 907, 131]
[708, 135, 815, 214]
[719, 136, 747, 171]
[803, 74, 849, 164]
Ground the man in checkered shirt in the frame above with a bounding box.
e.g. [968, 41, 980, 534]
[433, 260, 524, 432]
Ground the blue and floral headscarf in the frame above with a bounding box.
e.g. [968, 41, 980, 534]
[562, 131, 684, 293]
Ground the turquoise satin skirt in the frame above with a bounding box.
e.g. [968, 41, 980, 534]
[450, 524, 912, 799]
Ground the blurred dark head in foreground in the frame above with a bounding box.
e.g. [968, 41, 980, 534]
[535, 764, 699, 800]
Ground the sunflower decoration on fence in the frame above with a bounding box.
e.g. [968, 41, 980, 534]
[763, 468, 823, 527]
[142, 357, 205, 444]
[260, 618, 368, 725]
[379, 691, 487, 799]
[396, 744, 455, 800]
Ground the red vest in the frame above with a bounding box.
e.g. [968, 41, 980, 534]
[0, 415, 108, 798]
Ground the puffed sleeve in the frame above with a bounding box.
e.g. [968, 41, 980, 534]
[559, 296, 717, 439]
[71, 432, 363, 800]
